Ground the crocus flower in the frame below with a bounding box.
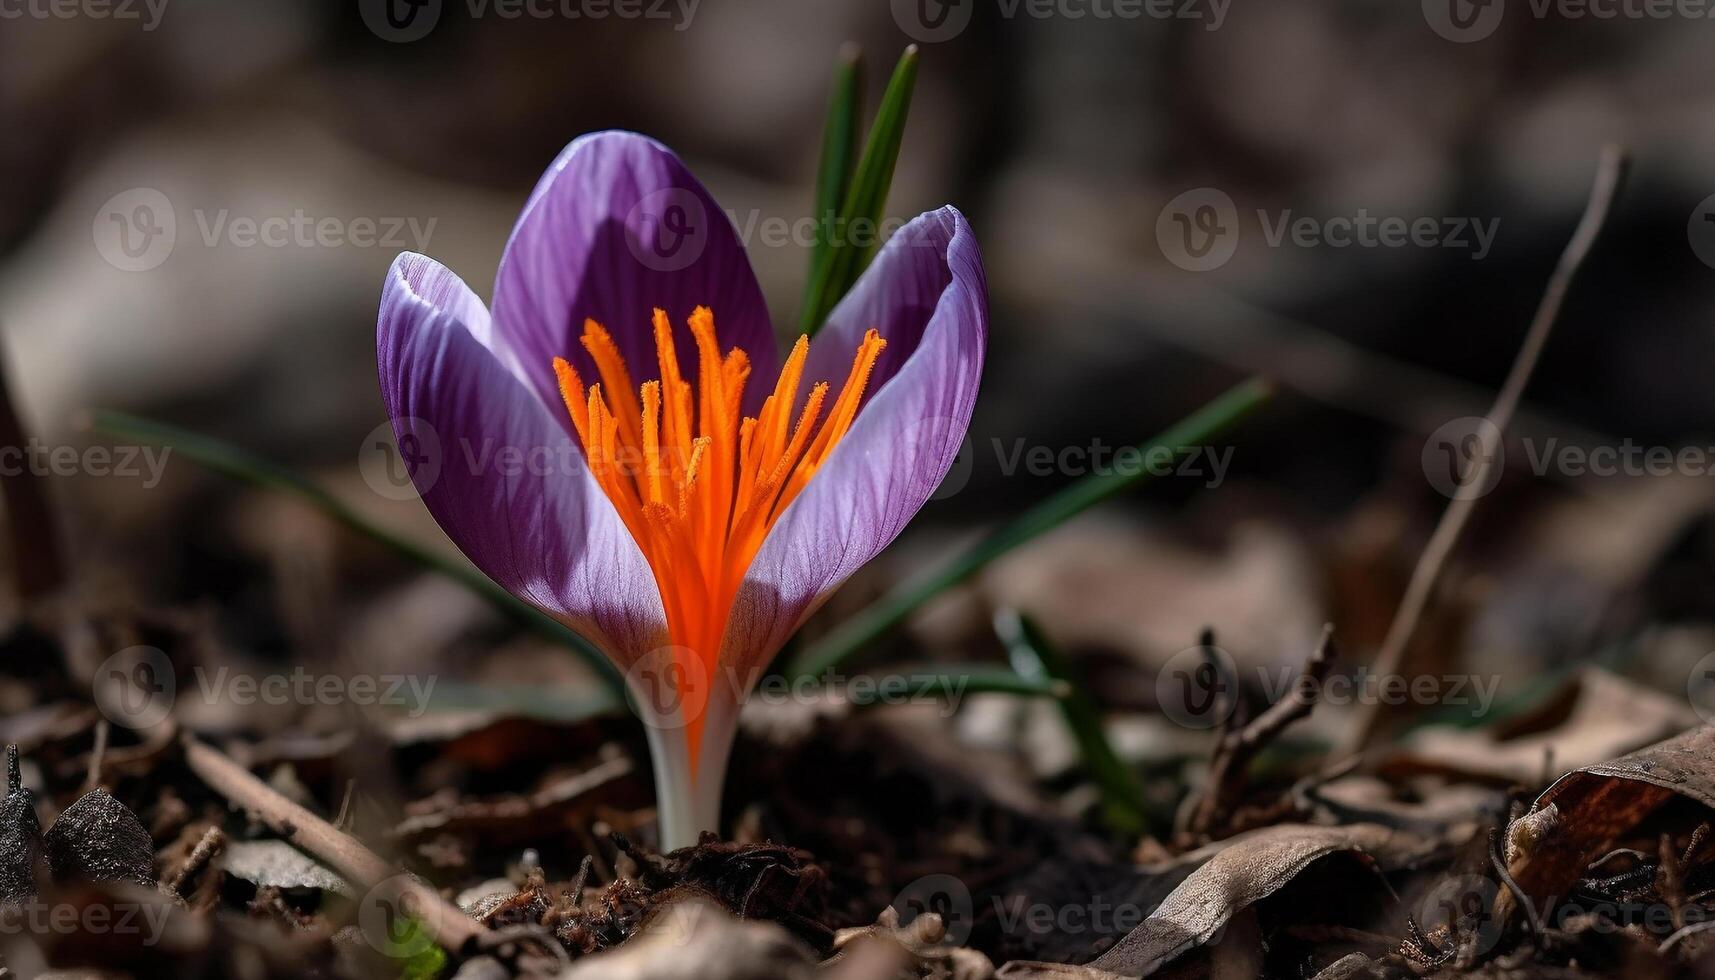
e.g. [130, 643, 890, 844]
[377, 131, 986, 848]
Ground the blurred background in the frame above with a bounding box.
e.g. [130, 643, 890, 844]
[5, 0, 1715, 760]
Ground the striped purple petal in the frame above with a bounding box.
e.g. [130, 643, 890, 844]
[378, 252, 666, 665]
[718, 208, 987, 675]
[491, 131, 778, 418]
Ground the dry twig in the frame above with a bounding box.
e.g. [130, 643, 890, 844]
[1335, 144, 1629, 758]
[1180, 625, 1336, 839]
[182, 735, 484, 956]
[166, 825, 226, 896]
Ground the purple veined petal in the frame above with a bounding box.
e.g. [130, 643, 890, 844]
[720, 207, 987, 672]
[800, 207, 967, 396]
[491, 131, 779, 420]
[379, 252, 668, 666]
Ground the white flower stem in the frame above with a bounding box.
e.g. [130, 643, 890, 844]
[643, 722, 699, 851]
[641, 684, 742, 851]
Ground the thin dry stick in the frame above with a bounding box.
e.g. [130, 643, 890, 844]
[1183, 625, 1336, 838]
[182, 736, 483, 954]
[335, 777, 357, 831]
[1335, 145, 1628, 759]
[84, 719, 109, 792]
[166, 825, 226, 896]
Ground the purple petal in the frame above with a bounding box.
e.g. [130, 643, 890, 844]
[491, 131, 778, 418]
[379, 252, 666, 665]
[722, 208, 987, 665]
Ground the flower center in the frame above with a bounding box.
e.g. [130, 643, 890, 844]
[553, 307, 884, 767]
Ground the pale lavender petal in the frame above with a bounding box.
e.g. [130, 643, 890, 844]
[379, 252, 666, 665]
[491, 131, 778, 417]
[800, 207, 965, 395]
[722, 207, 986, 665]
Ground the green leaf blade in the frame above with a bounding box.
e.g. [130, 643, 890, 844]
[786, 377, 1273, 677]
[89, 411, 625, 696]
[802, 44, 865, 324]
[800, 45, 920, 335]
[997, 610, 1152, 835]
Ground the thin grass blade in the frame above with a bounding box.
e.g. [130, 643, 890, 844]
[788, 377, 1272, 677]
[800, 45, 865, 325]
[89, 411, 624, 694]
[996, 609, 1153, 835]
[799, 45, 919, 335]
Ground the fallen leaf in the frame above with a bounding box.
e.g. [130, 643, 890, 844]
[558, 898, 817, 980]
[221, 839, 352, 896]
[1503, 724, 1715, 918]
[1386, 668, 1695, 785]
[42, 788, 154, 890]
[1087, 824, 1436, 976]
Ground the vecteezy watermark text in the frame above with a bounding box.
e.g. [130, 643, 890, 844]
[359, 0, 699, 42]
[1425, 0, 1715, 42]
[0, 440, 170, 488]
[891, 0, 1229, 43]
[1423, 417, 1715, 499]
[0, 0, 166, 29]
[1156, 189, 1500, 272]
[94, 188, 436, 273]
[622, 651, 977, 730]
[1155, 643, 1501, 730]
[0, 900, 173, 944]
[360, 419, 1237, 502]
[93, 647, 439, 729]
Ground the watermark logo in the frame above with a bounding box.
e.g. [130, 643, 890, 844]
[360, 419, 443, 501]
[94, 191, 435, 270]
[354, 426, 1235, 504]
[95, 656, 439, 730]
[893, 0, 1225, 41]
[624, 646, 708, 730]
[0, 440, 170, 487]
[1428, 0, 1715, 41]
[94, 189, 176, 272]
[1416, 875, 1503, 955]
[626, 188, 709, 273]
[1688, 193, 1715, 269]
[1688, 651, 1715, 725]
[359, 876, 438, 958]
[1157, 188, 1239, 273]
[1422, 416, 1504, 500]
[1423, 0, 1504, 41]
[891, 874, 975, 946]
[1155, 645, 1501, 729]
[1158, 191, 1500, 271]
[0, 0, 167, 30]
[896, 415, 976, 501]
[892, 0, 975, 41]
[360, 0, 699, 40]
[360, 0, 442, 41]
[1156, 643, 1238, 729]
[1424, 420, 1715, 499]
[0, 899, 173, 943]
[93, 646, 175, 730]
[637, 900, 709, 947]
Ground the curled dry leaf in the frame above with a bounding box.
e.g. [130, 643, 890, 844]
[994, 963, 1131, 980]
[829, 905, 996, 979]
[41, 788, 155, 890]
[1502, 724, 1715, 921]
[221, 839, 353, 896]
[557, 898, 817, 980]
[1087, 824, 1439, 977]
[1386, 668, 1696, 785]
[0, 747, 41, 904]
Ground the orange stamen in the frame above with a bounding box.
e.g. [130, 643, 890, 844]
[558, 310, 884, 772]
